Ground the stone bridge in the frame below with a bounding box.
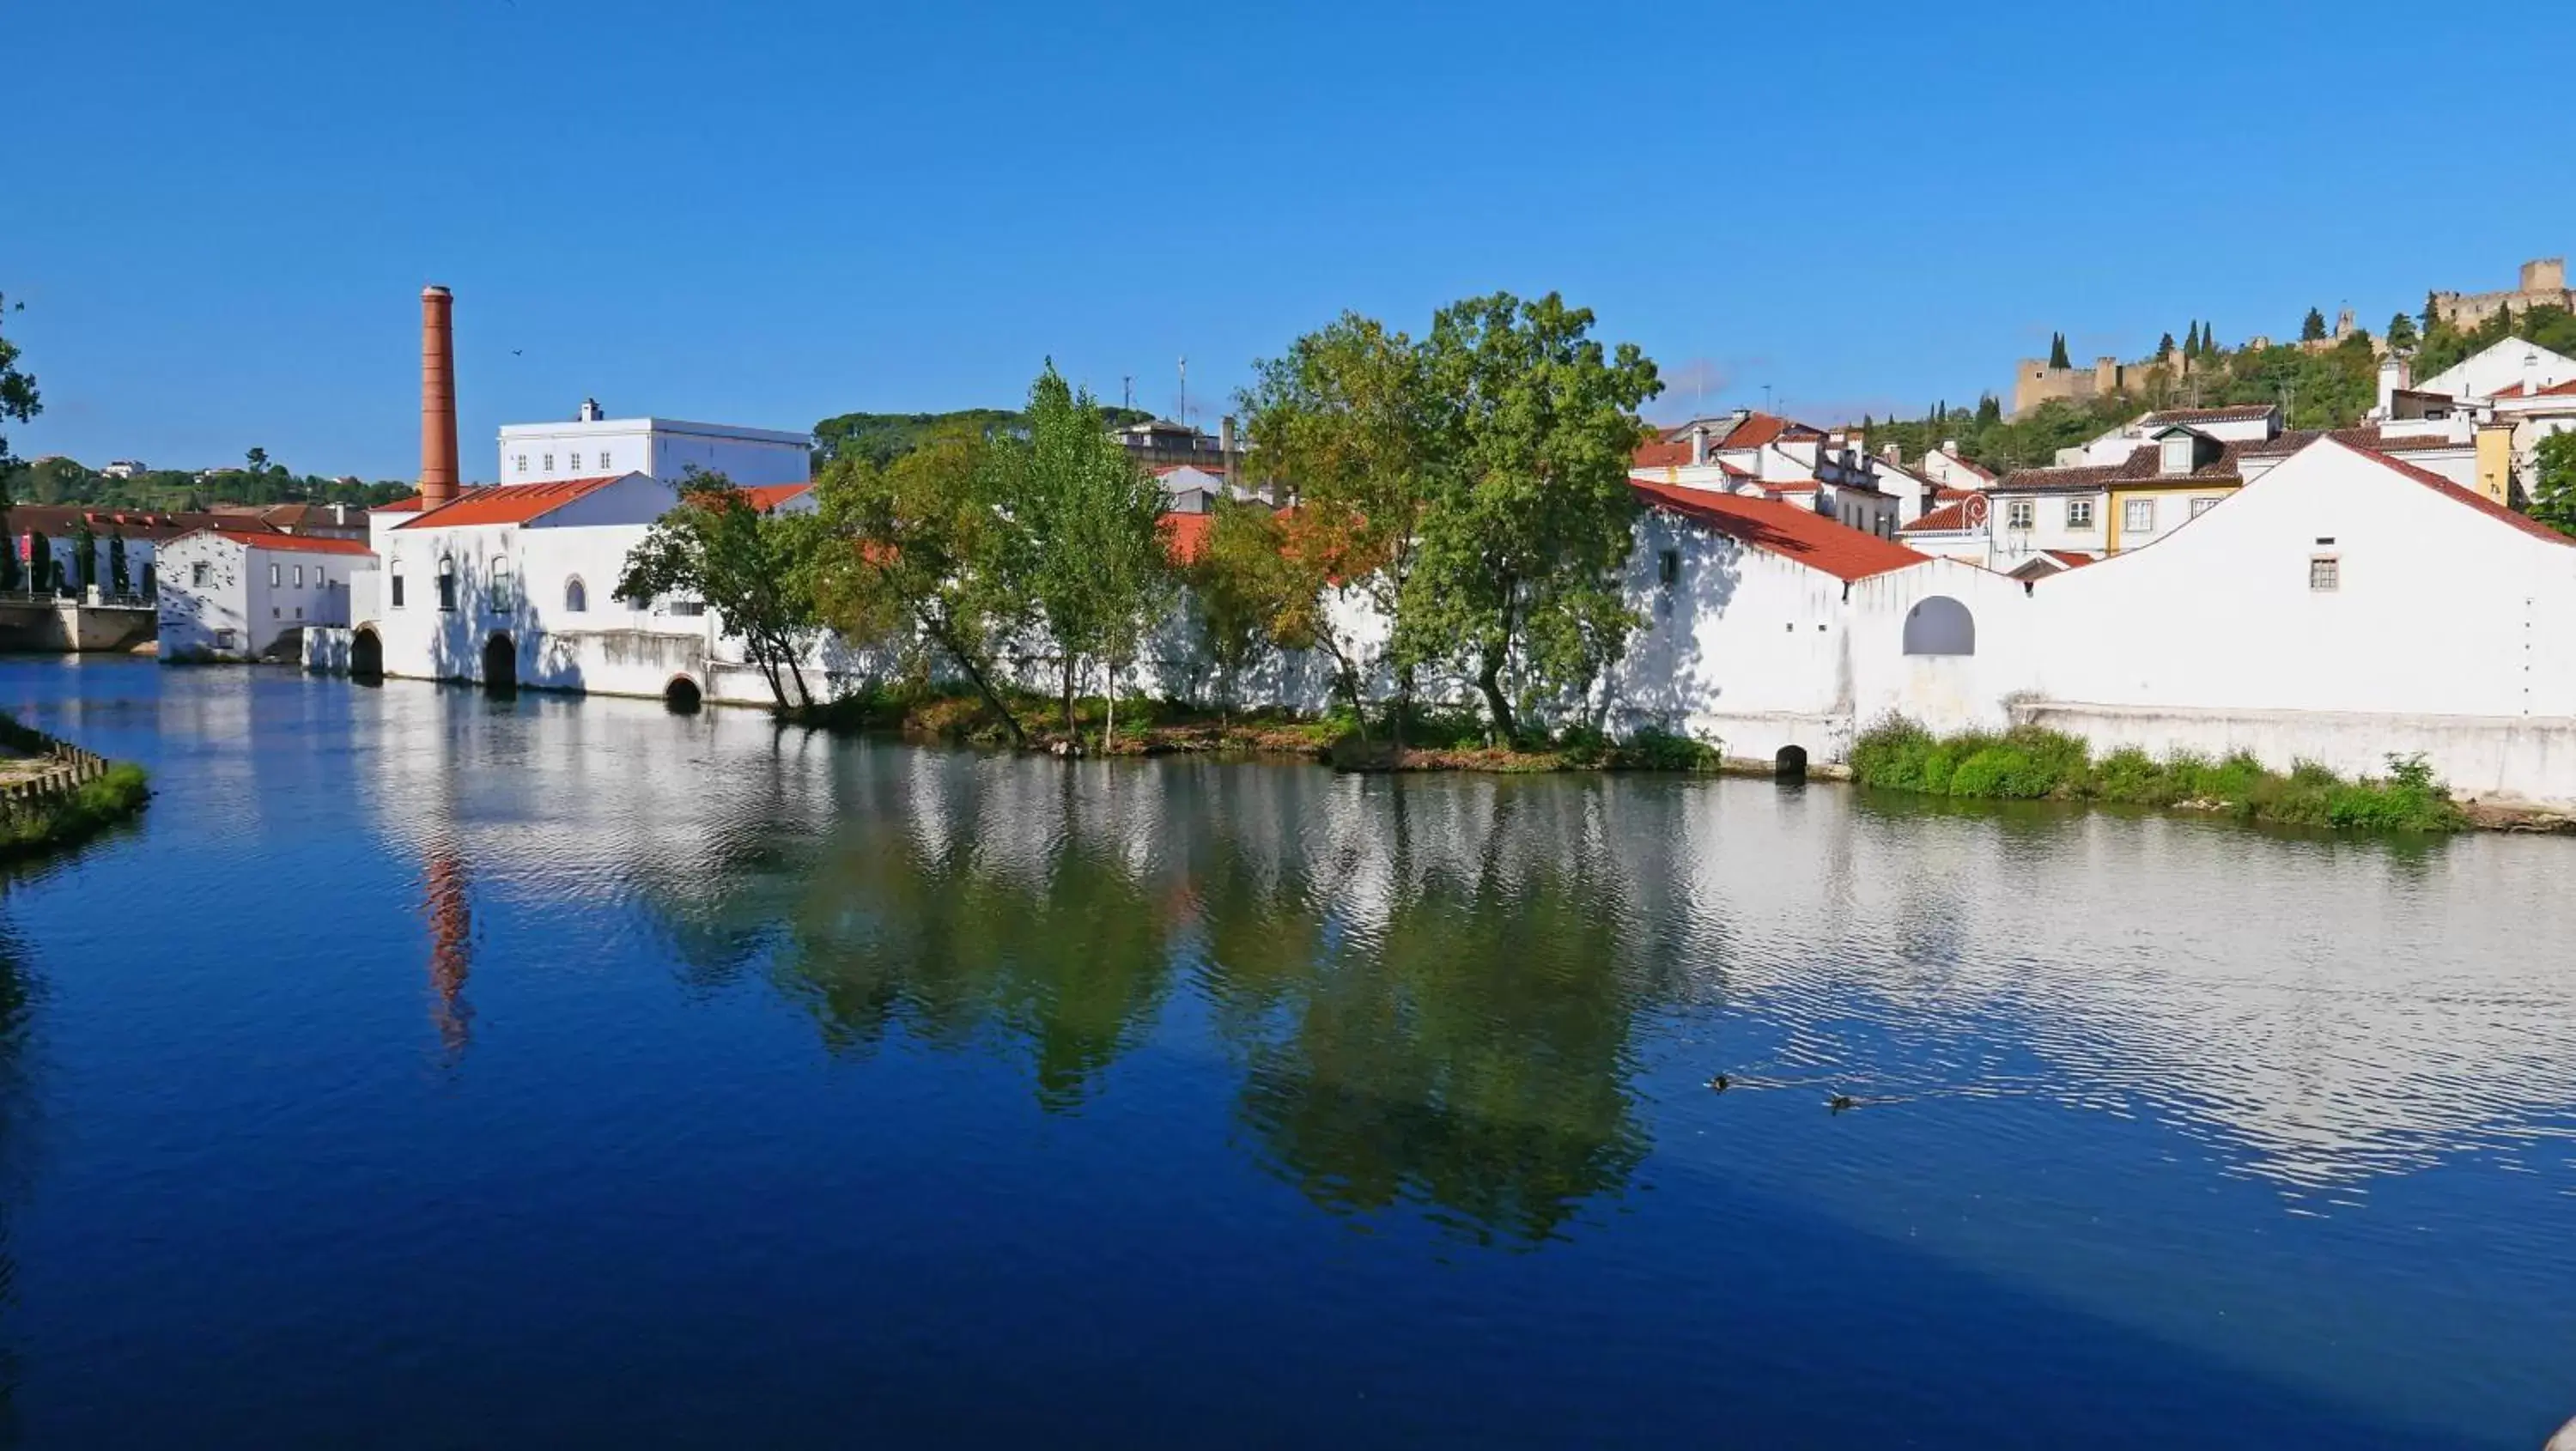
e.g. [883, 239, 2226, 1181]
[0, 593, 158, 653]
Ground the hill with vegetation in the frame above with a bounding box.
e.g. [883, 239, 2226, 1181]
[0, 453, 411, 513]
[1867, 301, 2576, 477]
[812, 404, 1157, 468]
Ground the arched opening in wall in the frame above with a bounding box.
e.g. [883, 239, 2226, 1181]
[1902, 595, 1977, 656]
[349, 627, 384, 682]
[481, 632, 518, 695]
[1775, 744, 1808, 781]
[663, 674, 703, 713]
[563, 576, 588, 614]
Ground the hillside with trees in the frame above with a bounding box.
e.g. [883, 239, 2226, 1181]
[811, 404, 1157, 469]
[0, 452, 412, 512]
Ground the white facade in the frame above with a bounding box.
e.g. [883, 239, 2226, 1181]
[2414, 337, 2576, 403]
[496, 415, 810, 489]
[157, 531, 364, 659]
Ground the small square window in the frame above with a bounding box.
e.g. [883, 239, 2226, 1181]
[570, 452, 583, 471]
[515, 454, 528, 474]
[2310, 556, 2340, 592]
[191, 562, 210, 587]
[2190, 496, 2219, 518]
[2123, 498, 2157, 533]
[295, 607, 303, 619]
[543, 453, 555, 471]
[2006, 499, 2034, 529]
[2066, 498, 2094, 528]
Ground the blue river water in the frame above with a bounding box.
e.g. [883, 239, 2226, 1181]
[0, 657, 2566, 1448]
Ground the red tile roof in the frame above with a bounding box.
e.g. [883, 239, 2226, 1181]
[2137, 404, 2279, 426]
[2339, 442, 2576, 549]
[2041, 549, 2096, 568]
[204, 529, 377, 556]
[2489, 377, 2576, 399]
[397, 476, 629, 530]
[738, 483, 813, 512]
[1900, 494, 1990, 534]
[1718, 412, 1821, 452]
[377, 495, 428, 513]
[1159, 512, 1216, 564]
[1632, 438, 1696, 468]
[1630, 478, 1927, 582]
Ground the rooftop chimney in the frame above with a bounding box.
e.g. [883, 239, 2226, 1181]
[578, 397, 604, 422]
[419, 286, 460, 511]
[1690, 424, 1710, 465]
[1219, 414, 1236, 491]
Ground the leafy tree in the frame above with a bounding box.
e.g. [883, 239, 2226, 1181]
[810, 427, 1031, 744]
[26, 534, 50, 597]
[0, 294, 35, 471]
[2155, 331, 2176, 361]
[991, 363, 1173, 738]
[71, 516, 96, 594]
[2300, 308, 2329, 343]
[2530, 432, 2576, 538]
[2184, 320, 2201, 357]
[2386, 311, 2419, 351]
[1237, 311, 1443, 738]
[1187, 501, 1295, 724]
[2423, 289, 2442, 334]
[107, 531, 130, 594]
[811, 404, 1155, 471]
[245, 446, 270, 475]
[2047, 331, 2071, 369]
[1394, 292, 1660, 742]
[1974, 394, 2002, 426]
[617, 470, 825, 710]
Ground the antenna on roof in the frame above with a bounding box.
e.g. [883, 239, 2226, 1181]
[1178, 355, 1188, 427]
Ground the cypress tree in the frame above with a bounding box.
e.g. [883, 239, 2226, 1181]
[2156, 331, 2176, 361]
[2048, 332, 2071, 369]
[2184, 321, 2201, 356]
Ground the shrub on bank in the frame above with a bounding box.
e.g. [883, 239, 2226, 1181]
[1849, 716, 2464, 833]
[0, 762, 151, 858]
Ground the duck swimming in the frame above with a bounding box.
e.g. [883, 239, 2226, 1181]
[1706, 1073, 1729, 1092]
[1827, 1094, 1855, 1112]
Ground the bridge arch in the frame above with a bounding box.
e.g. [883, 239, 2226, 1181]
[350, 626, 384, 681]
[663, 673, 704, 713]
[481, 632, 518, 695]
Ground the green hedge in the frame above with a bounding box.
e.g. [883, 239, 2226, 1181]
[1850, 716, 2464, 833]
[0, 762, 152, 858]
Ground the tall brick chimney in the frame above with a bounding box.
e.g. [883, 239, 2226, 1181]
[420, 286, 460, 510]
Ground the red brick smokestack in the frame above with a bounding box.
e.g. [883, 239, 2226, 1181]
[419, 285, 459, 510]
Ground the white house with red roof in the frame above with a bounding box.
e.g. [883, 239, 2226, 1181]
[1633, 412, 1905, 540]
[156, 528, 375, 659]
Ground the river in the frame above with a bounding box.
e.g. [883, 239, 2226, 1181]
[0, 658, 2565, 1448]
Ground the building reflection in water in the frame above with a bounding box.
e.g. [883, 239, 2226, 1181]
[352, 682, 2576, 1233]
[423, 847, 472, 1059]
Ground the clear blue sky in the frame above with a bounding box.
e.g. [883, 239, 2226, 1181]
[8, 0, 2561, 481]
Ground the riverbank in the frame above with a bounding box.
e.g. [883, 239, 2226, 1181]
[1850, 718, 2475, 833]
[0, 712, 150, 859]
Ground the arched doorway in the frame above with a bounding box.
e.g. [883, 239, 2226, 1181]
[349, 626, 384, 682]
[663, 674, 703, 713]
[1903, 595, 1977, 655]
[481, 632, 518, 695]
[1776, 744, 1808, 781]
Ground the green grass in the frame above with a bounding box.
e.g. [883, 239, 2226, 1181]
[1849, 716, 2464, 833]
[0, 762, 152, 859]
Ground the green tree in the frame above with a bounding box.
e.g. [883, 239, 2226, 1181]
[2386, 311, 2419, 351]
[107, 531, 130, 595]
[2530, 432, 2576, 537]
[1394, 292, 1661, 742]
[71, 516, 96, 595]
[245, 446, 269, 475]
[2155, 331, 2176, 361]
[2048, 331, 2071, 369]
[992, 362, 1173, 738]
[2300, 308, 2329, 343]
[1974, 394, 2002, 426]
[1186, 501, 1293, 725]
[811, 428, 1031, 744]
[0, 295, 36, 471]
[27, 533, 52, 596]
[617, 470, 825, 710]
[2184, 320, 2201, 357]
[1237, 311, 1443, 738]
[2423, 289, 2443, 335]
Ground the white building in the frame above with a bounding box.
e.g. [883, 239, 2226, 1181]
[1633, 411, 1904, 539]
[496, 400, 810, 489]
[156, 528, 370, 659]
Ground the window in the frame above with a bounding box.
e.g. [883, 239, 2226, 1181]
[215, 629, 236, 651]
[489, 558, 513, 611]
[1657, 549, 1680, 590]
[293, 565, 304, 587]
[569, 452, 582, 471]
[2005, 499, 2034, 529]
[514, 453, 529, 475]
[2160, 435, 2194, 476]
[295, 606, 303, 620]
[314, 569, 327, 589]
[543, 453, 555, 471]
[2123, 498, 2157, 533]
[2310, 556, 2340, 592]
[436, 557, 457, 612]
[2065, 498, 2094, 529]
[391, 574, 406, 609]
[667, 598, 706, 617]
[191, 562, 211, 587]
[1902, 596, 1977, 656]
[270, 562, 281, 586]
[2190, 496, 2219, 518]
[564, 576, 589, 612]
[597, 449, 612, 472]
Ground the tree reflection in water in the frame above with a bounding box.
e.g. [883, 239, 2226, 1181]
[735, 764, 1652, 1248]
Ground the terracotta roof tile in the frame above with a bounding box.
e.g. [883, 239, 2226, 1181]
[2488, 377, 2576, 399]
[2237, 426, 2471, 457]
[1630, 478, 1926, 582]
[2137, 404, 2278, 426]
[1900, 495, 1990, 534]
[1997, 443, 2245, 494]
[396, 476, 629, 530]
[1159, 512, 1216, 564]
[738, 483, 813, 513]
[203, 529, 377, 556]
[1632, 439, 1695, 468]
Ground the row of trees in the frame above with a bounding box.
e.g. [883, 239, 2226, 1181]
[622, 292, 1664, 745]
